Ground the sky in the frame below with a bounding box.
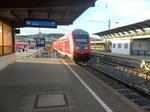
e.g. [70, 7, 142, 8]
[20, 0, 150, 38]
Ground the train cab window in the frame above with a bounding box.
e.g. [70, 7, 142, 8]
[124, 43, 128, 49]
[74, 35, 88, 46]
[118, 43, 121, 49]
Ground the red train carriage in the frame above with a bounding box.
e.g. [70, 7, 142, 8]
[16, 42, 36, 48]
[16, 42, 28, 48]
[16, 42, 36, 52]
[53, 29, 91, 62]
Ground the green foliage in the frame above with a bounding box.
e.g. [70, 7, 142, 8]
[16, 33, 64, 41]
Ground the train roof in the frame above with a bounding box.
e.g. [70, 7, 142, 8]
[16, 42, 28, 44]
[53, 29, 89, 43]
[72, 29, 89, 35]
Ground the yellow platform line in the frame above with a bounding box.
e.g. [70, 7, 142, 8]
[135, 68, 150, 73]
[116, 66, 150, 79]
[16, 59, 61, 64]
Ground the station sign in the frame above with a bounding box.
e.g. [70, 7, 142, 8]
[25, 19, 57, 28]
[36, 38, 45, 47]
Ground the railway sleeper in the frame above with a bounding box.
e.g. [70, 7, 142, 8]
[134, 100, 150, 106]
[142, 105, 150, 111]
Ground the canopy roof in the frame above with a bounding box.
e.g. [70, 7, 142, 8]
[0, 0, 96, 27]
[94, 20, 150, 38]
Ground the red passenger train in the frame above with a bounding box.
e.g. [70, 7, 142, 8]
[53, 29, 91, 62]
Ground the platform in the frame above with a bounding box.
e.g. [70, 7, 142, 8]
[0, 57, 147, 112]
[16, 49, 39, 59]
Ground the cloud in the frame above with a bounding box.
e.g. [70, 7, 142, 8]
[86, 12, 107, 23]
[96, 0, 150, 28]
[108, 0, 150, 20]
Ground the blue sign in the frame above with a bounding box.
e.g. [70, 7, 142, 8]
[25, 19, 57, 28]
[36, 38, 45, 47]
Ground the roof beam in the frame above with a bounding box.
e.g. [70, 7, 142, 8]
[47, 9, 51, 19]
[28, 9, 34, 18]
[60, 8, 70, 23]
[10, 10, 22, 21]
[71, 7, 87, 22]
[0, 0, 96, 9]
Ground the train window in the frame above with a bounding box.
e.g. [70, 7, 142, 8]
[75, 39, 88, 46]
[118, 43, 121, 48]
[74, 34, 88, 47]
[75, 39, 87, 42]
[74, 34, 88, 38]
[124, 43, 128, 49]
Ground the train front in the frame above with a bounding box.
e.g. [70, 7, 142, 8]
[72, 29, 91, 62]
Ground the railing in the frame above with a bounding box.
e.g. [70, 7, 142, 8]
[91, 46, 111, 52]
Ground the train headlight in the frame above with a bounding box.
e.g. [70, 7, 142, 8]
[76, 47, 80, 49]
[85, 47, 88, 49]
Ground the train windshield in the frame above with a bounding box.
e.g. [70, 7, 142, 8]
[74, 34, 89, 51]
[74, 35, 88, 46]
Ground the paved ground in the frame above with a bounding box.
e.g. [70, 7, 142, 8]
[0, 57, 147, 112]
[16, 49, 39, 59]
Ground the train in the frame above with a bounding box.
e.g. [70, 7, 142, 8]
[16, 42, 35, 48]
[16, 42, 36, 52]
[53, 29, 91, 62]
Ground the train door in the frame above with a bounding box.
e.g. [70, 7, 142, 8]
[62, 43, 65, 52]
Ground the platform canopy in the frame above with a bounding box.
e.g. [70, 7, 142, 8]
[94, 19, 150, 39]
[0, 0, 96, 27]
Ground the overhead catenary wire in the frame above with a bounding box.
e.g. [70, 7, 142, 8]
[112, 7, 150, 22]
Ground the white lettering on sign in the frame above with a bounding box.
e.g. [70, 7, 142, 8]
[37, 38, 45, 44]
[36, 38, 45, 47]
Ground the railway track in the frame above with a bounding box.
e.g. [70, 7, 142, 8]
[78, 57, 150, 111]
[81, 63, 150, 111]
[91, 53, 150, 82]
[92, 57, 150, 81]
[57, 52, 150, 111]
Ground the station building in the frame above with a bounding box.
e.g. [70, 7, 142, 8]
[94, 20, 150, 55]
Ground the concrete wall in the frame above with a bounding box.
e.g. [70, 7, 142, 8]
[111, 40, 131, 55]
[0, 53, 16, 70]
[132, 39, 150, 50]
